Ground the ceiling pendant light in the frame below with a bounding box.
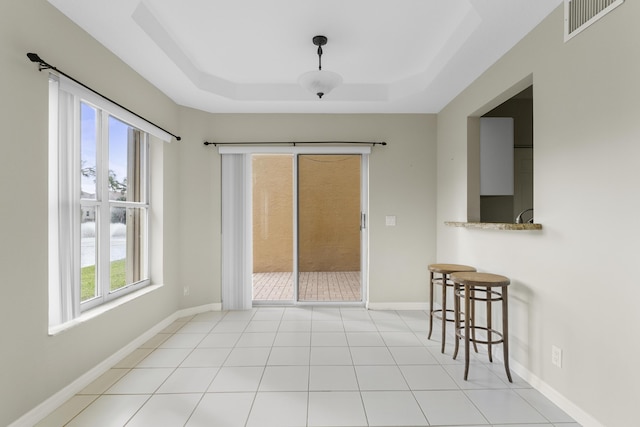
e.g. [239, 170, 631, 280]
[298, 35, 343, 99]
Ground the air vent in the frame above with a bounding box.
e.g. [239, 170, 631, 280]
[564, 0, 624, 41]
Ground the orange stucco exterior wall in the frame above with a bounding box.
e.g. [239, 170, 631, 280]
[252, 154, 360, 272]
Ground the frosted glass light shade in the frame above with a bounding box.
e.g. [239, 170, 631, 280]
[298, 69, 343, 98]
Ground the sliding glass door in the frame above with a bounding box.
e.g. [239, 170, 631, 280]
[297, 155, 361, 302]
[220, 146, 368, 309]
[248, 150, 366, 305]
[251, 154, 295, 301]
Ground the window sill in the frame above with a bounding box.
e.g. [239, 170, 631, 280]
[445, 221, 542, 230]
[48, 283, 163, 336]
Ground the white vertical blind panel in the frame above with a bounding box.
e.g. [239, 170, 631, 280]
[221, 154, 253, 310]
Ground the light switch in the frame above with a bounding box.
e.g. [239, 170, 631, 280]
[385, 215, 396, 226]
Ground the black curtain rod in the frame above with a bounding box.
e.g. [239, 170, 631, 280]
[27, 53, 181, 141]
[204, 141, 387, 147]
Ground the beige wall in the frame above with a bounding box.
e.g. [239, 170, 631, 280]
[176, 112, 437, 307]
[0, 1, 181, 426]
[437, 4, 640, 426]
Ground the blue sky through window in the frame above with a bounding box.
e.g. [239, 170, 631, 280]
[80, 102, 130, 198]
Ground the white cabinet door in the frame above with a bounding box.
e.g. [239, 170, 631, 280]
[480, 117, 514, 196]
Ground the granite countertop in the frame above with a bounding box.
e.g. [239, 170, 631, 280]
[444, 221, 542, 230]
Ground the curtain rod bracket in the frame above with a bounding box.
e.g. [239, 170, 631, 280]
[27, 52, 181, 141]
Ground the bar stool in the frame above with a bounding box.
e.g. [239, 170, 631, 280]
[428, 264, 476, 353]
[451, 271, 512, 382]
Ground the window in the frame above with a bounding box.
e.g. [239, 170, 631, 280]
[48, 75, 158, 328]
[79, 105, 149, 308]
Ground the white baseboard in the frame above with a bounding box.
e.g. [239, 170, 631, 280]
[494, 353, 605, 427]
[366, 301, 429, 311]
[9, 303, 217, 427]
[176, 303, 221, 317]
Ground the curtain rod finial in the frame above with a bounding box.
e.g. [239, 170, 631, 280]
[27, 52, 42, 63]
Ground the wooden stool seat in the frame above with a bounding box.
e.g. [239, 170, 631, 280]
[451, 271, 512, 382]
[428, 263, 476, 353]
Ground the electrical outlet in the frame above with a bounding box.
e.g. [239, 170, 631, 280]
[183, 286, 190, 296]
[551, 345, 562, 368]
[385, 215, 396, 226]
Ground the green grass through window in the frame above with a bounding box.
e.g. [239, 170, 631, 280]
[81, 259, 126, 301]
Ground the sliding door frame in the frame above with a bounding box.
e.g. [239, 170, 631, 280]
[220, 145, 369, 308]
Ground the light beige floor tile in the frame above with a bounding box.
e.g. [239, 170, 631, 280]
[208, 366, 264, 392]
[139, 333, 171, 349]
[267, 346, 310, 365]
[112, 348, 153, 368]
[136, 348, 191, 368]
[180, 348, 232, 367]
[355, 366, 409, 390]
[310, 346, 353, 365]
[309, 365, 359, 391]
[258, 366, 309, 391]
[245, 392, 307, 427]
[361, 391, 428, 426]
[156, 367, 218, 393]
[34, 395, 98, 427]
[78, 369, 129, 394]
[126, 394, 201, 427]
[350, 346, 395, 365]
[186, 392, 254, 427]
[106, 368, 173, 394]
[66, 395, 150, 427]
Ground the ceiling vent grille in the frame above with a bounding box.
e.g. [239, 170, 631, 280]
[564, 0, 624, 41]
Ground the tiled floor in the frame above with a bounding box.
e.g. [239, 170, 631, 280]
[253, 271, 361, 302]
[37, 307, 581, 427]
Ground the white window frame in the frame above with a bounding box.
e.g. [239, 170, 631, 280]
[48, 74, 160, 328]
[80, 106, 151, 312]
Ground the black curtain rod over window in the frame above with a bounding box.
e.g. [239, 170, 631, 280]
[27, 53, 181, 141]
[203, 141, 386, 147]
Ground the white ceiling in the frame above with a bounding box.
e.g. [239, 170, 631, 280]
[48, 0, 562, 114]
